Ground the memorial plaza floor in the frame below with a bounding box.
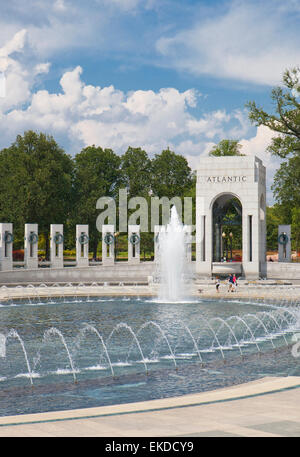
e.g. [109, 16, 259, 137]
[0, 376, 299, 437]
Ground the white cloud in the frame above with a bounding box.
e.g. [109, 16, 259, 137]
[0, 53, 200, 152]
[33, 62, 51, 75]
[0, 29, 51, 111]
[0, 0, 153, 60]
[240, 125, 279, 168]
[71, 86, 198, 149]
[0, 29, 27, 60]
[0, 52, 253, 158]
[156, 0, 300, 86]
[240, 125, 282, 204]
[0, 30, 31, 109]
[0, 30, 264, 158]
[1, 1, 298, 89]
[0, 28, 282, 207]
[53, 0, 67, 12]
[187, 110, 231, 139]
[180, 140, 215, 169]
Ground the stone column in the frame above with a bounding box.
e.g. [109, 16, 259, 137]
[76, 225, 89, 267]
[24, 223, 39, 269]
[102, 225, 114, 265]
[195, 193, 211, 277]
[184, 225, 192, 261]
[50, 224, 64, 268]
[278, 225, 291, 262]
[128, 225, 140, 264]
[154, 225, 164, 262]
[0, 223, 13, 271]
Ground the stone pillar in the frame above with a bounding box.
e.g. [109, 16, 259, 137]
[24, 224, 39, 269]
[184, 225, 192, 261]
[0, 223, 13, 271]
[128, 225, 140, 264]
[50, 224, 64, 268]
[278, 225, 291, 262]
[102, 225, 114, 265]
[195, 195, 211, 277]
[154, 225, 164, 262]
[76, 225, 89, 267]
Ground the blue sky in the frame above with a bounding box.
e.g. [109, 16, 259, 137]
[0, 0, 300, 203]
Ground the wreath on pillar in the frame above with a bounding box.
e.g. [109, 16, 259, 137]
[53, 233, 64, 245]
[104, 233, 114, 245]
[278, 233, 289, 245]
[4, 232, 13, 244]
[78, 233, 89, 245]
[130, 233, 140, 245]
[28, 233, 38, 245]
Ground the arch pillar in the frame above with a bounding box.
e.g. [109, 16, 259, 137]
[50, 224, 64, 269]
[102, 225, 114, 265]
[76, 225, 89, 267]
[0, 223, 13, 271]
[128, 225, 140, 264]
[24, 223, 39, 269]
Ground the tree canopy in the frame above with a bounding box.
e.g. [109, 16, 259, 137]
[0, 132, 195, 258]
[0, 130, 73, 243]
[151, 148, 193, 198]
[120, 146, 152, 198]
[246, 67, 300, 158]
[72, 145, 121, 257]
[247, 67, 300, 251]
[209, 139, 244, 156]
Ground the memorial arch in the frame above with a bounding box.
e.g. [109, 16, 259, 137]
[212, 193, 242, 263]
[196, 156, 266, 279]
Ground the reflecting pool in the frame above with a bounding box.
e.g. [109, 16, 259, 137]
[0, 295, 299, 416]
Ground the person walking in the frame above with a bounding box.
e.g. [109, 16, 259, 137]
[215, 277, 220, 293]
[232, 274, 237, 292]
[228, 274, 234, 292]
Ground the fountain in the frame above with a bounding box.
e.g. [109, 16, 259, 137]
[43, 327, 78, 383]
[80, 324, 115, 377]
[1, 239, 300, 417]
[0, 293, 299, 416]
[156, 205, 191, 302]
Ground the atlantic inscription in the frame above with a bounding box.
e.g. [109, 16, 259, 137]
[206, 176, 247, 183]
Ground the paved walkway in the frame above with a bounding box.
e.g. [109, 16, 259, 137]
[0, 376, 300, 437]
[1, 282, 299, 303]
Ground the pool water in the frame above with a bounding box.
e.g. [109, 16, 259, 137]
[0, 296, 299, 416]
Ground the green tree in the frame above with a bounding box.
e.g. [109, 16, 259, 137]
[151, 148, 193, 198]
[291, 207, 300, 253]
[120, 146, 152, 198]
[209, 139, 244, 156]
[271, 154, 300, 222]
[246, 67, 300, 158]
[0, 130, 73, 257]
[266, 205, 284, 251]
[247, 67, 300, 250]
[72, 146, 121, 258]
